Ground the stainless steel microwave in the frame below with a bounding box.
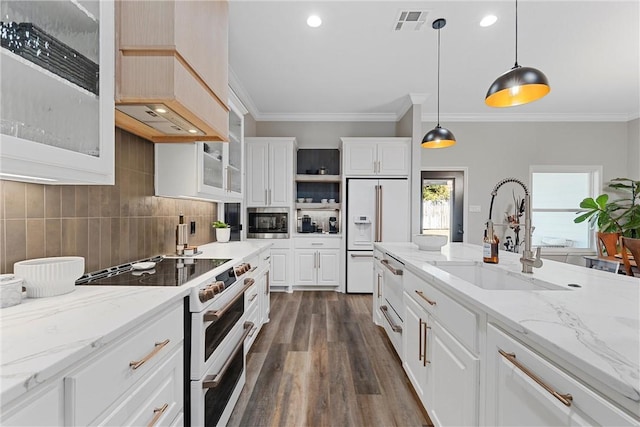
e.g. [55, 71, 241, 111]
[247, 208, 289, 239]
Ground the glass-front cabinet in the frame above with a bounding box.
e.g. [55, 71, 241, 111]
[0, 0, 115, 184]
[155, 92, 245, 202]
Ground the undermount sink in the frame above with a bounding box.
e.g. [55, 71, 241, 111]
[436, 264, 570, 291]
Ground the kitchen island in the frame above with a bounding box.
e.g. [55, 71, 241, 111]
[375, 242, 639, 425]
[0, 240, 271, 425]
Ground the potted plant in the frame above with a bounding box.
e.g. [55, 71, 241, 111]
[575, 178, 640, 238]
[213, 220, 231, 243]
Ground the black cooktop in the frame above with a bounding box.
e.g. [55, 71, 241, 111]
[76, 257, 232, 287]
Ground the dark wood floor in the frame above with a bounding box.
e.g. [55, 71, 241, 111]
[228, 291, 432, 427]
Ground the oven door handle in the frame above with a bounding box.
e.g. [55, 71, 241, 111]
[202, 321, 254, 389]
[203, 279, 255, 322]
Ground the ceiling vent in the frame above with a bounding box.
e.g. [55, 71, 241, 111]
[394, 10, 429, 31]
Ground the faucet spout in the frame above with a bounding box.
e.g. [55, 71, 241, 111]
[488, 178, 542, 274]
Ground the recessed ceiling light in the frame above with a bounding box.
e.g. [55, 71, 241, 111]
[307, 15, 322, 28]
[155, 107, 168, 114]
[480, 15, 498, 27]
[188, 129, 198, 134]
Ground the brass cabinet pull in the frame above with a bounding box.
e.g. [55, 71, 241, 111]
[381, 259, 403, 275]
[380, 305, 402, 333]
[317, 251, 321, 268]
[226, 166, 231, 192]
[351, 253, 373, 258]
[415, 290, 436, 306]
[498, 349, 573, 407]
[265, 271, 270, 295]
[248, 324, 258, 338]
[147, 403, 169, 427]
[423, 321, 431, 366]
[130, 339, 170, 370]
[377, 273, 382, 298]
[249, 266, 258, 272]
[203, 322, 254, 389]
[204, 279, 253, 322]
[418, 318, 424, 362]
[249, 293, 258, 302]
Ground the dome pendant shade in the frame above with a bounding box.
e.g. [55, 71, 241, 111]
[422, 18, 456, 149]
[422, 125, 456, 149]
[485, 65, 550, 107]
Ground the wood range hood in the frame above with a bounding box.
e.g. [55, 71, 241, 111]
[114, 0, 229, 143]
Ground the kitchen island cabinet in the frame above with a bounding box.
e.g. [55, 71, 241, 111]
[374, 242, 640, 425]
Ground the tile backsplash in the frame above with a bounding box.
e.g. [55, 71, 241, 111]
[0, 128, 218, 274]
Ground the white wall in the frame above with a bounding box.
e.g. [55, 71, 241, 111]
[627, 118, 640, 180]
[255, 121, 396, 148]
[420, 121, 630, 245]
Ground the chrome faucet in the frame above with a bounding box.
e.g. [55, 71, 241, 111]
[489, 178, 543, 273]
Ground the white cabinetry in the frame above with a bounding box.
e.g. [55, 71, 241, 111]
[293, 238, 340, 289]
[245, 137, 295, 207]
[402, 269, 479, 427]
[342, 138, 410, 177]
[0, 0, 115, 184]
[486, 324, 639, 427]
[266, 239, 292, 292]
[155, 95, 245, 202]
[1, 381, 64, 426]
[372, 249, 384, 325]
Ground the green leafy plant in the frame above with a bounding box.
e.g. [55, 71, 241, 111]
[574, 178, 640, 237]
[422, 184, 450, 204]
[212, 220, 229, 229]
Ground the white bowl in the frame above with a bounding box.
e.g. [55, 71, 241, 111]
[14, 257, 84, 298]
[413, 234, 448, 251]
[297, 198, 305, 203]
[305, 198, 313, 203]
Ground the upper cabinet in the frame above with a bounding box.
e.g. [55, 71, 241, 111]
[245, 137, 296, 207]
[155, 93, 245, 202]
[115, 0, 229, 143]
[342, 137, 411, 177]
[0, 0, 115, 184]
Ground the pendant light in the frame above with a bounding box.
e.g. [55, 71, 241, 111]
[485, 0, 550, 107]
[422, 18, 456, 149]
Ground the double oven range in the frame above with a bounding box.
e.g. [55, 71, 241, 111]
[78, 256, 256, 426]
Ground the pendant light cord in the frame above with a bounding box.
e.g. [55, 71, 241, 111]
[436, 26, 441, 126]
[514, 0, 519, 67]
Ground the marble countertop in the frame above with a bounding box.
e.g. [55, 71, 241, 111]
[0, 240, 272, 405]
[375, 242, 640, 415]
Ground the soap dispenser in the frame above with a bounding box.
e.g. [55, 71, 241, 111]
[483, 220, 499, 264]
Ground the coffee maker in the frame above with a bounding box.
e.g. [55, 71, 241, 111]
[329, 216, 338, 233]
[301, 215, 312, 233]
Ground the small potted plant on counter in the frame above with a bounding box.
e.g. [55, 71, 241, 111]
[213, 220, 231, 243]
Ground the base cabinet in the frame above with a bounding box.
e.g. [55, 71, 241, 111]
[293, 249, 339, 288]
[404, 292, 479, 426]
[486, 324, 638, 427]
[270, 248, 291, 291]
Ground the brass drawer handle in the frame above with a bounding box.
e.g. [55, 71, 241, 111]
[249, 293, 258, 302]
[147, 403, 169, 427]
[130, 339, 170, 370]
[380, 305, 402, 333]
[498, 349, 573, 407]
[415, 290, 436, 306]
[203, 322, 254, 389]
[204, 279, 253, 322]
[381, 259, 403, 275]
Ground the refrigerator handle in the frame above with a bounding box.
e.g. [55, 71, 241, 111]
[374, 185, 379, 242]
[378, 184, 383, 242]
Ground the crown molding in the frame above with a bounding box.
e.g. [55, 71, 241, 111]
[420, 112, 640, 123]
[228, 67, 260, 120]
[256, 112, 400, 122]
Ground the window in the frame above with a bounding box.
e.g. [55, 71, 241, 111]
[530, 166, 601, 249]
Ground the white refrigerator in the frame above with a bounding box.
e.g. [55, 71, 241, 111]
[346, 178, 410, 293]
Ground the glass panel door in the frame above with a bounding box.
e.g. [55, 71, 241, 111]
[421, 171, 464, 242]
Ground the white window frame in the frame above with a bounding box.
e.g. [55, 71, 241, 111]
[529, 165, 602, 251]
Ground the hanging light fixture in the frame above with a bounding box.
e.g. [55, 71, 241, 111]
[422, 18, 456, 149]
[485, 0, 550, 107]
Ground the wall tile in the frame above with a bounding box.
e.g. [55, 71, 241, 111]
[45, 219, 61, 257]
[87, 218, 100, 272]
[75, 186, 88, 218]
[61, 219, 77, 256]
[26, 219, 45, 260]
[61, 187, 76, 218]
[119, 218, 130, 264]
[110, 218, 121, 265]
[100, 218, 111, 268]
[5, 181, 26, 219]
[5, 219, 26, 272]
[0, 180, 5, 220]
[88, 186, 101, 218]
[44, 186, 61, 218]
[26, 184, 44, 218]
[76, 219, 88, 262]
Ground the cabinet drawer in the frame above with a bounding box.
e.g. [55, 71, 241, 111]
[245, 282, 259, 311]
[1, 381, 64, 426]
[404, 270, 477, 353]
[245, 303, 261, 352]
[65, 303, 184, 425]
[97, 346, 183, 426]
[294, 237, 341, 249]
[486, 324, 638, 426]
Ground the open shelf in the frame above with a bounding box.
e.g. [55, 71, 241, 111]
[296, 203, 341, 210]
[295, 174, 341, 183]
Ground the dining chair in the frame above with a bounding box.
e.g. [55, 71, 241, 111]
[619, 236, 640, 277]
[596, 232, 621, 257]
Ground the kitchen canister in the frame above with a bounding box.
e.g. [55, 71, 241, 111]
[14, 256, 85, 298]
[0, 274, 23, 308]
